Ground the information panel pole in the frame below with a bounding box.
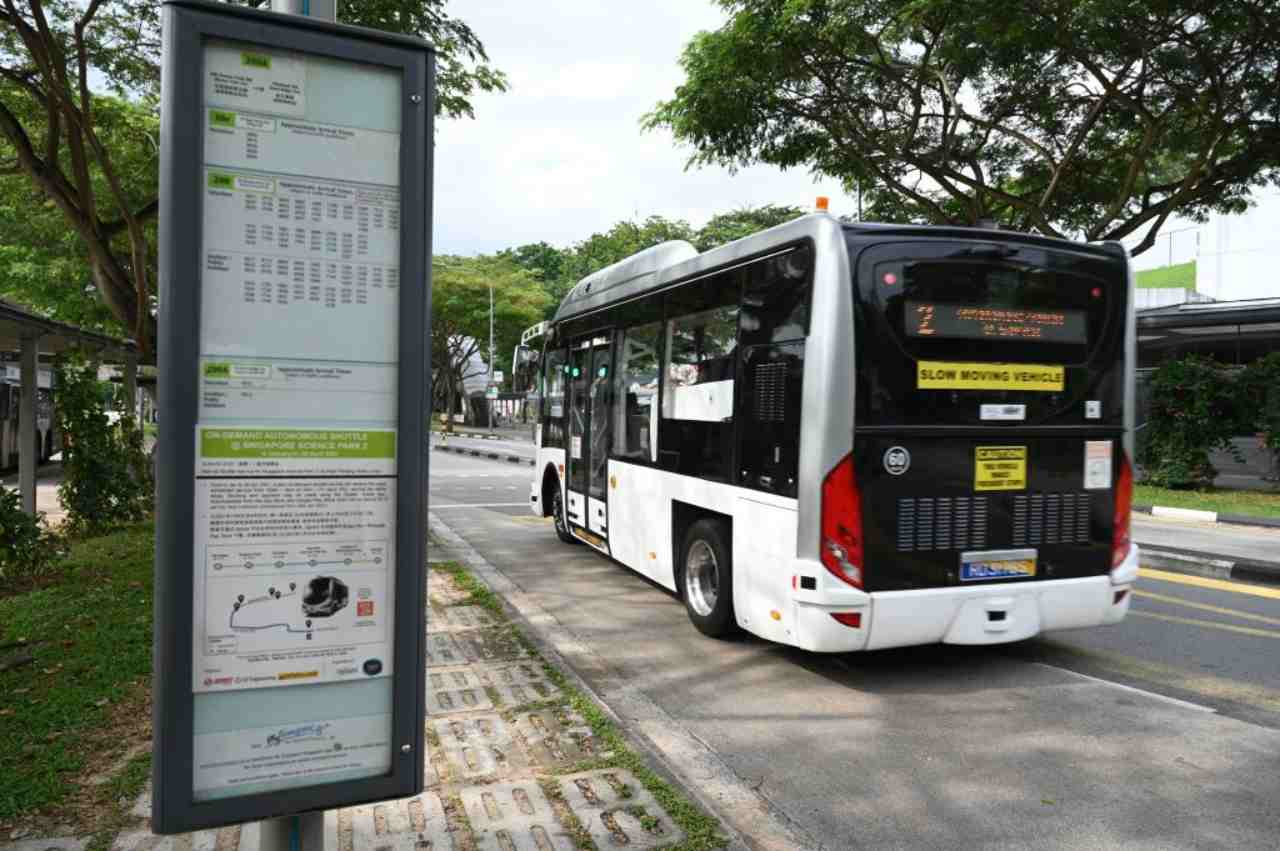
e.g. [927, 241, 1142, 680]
[153, 0, 432, 835]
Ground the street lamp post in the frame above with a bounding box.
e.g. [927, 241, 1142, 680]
[489, 281, 494, 434]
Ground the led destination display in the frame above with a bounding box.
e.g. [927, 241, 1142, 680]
[906, 301, 1087, 344]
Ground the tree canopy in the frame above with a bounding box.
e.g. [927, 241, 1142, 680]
[430, 255, 549, 418]
[0, 0, 506, 351]
[646, 0, 1280, 254]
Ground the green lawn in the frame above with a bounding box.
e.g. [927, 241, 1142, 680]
[1134, 484, 1280, 519]
[0, 523, 154, 822]
[1135, 261, 1196, 289]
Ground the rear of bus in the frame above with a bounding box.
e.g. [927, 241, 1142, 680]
[823, 228, 1137, 651]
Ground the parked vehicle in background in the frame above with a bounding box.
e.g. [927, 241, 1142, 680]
[1, 364, 58, 468]
[516, 211, 1139, 652]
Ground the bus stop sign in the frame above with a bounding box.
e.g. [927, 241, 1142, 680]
[152, 0, 433, 833]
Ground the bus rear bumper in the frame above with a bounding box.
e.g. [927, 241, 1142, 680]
[792, 544, 1139, 653]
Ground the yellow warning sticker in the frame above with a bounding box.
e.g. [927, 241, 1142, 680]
[975, 446, 1027, 491]
[917, 361, 1064, 392]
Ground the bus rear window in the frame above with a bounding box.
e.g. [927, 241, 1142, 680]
[867, 245, 1117, 365]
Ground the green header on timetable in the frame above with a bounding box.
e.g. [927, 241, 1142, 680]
[200, 428, 396, 459]
[210, 110, 236, 129]
[207, 172, 234, 190]
[241, 52, 272, 70]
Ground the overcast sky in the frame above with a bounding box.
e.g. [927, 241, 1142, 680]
[432, 1, 860, 257]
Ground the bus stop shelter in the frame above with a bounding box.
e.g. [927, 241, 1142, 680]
[0, 298, 140, 515]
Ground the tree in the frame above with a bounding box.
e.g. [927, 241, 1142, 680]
[431, 255, 549, 427]
[0, 0, 507, 352]
[693, 203, 804, 251]
[0, 93, 155, 334]
[646, 0, 1280, 254]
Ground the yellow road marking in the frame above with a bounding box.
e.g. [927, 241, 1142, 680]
[1135, 590, 1280, 627]
[1138, 567, 1280, 600]
[1130, 610, 1280, 640]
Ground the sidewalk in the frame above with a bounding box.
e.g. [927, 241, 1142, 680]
[0, 461, 66, 525]
[8, 553, 719, 851]
[1134, 513, 1280, 586]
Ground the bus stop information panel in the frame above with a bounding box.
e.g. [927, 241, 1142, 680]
[154, 1, 432, 833]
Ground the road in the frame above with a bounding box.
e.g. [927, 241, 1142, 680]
[426, 449, 1280, 850]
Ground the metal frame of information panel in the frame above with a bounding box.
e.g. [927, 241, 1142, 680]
[153, 0, 432, 834]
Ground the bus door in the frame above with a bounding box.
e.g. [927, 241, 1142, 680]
[586, 338, 613, 539]
[566, 339, 591, 531]
[565, 334, 612, 547]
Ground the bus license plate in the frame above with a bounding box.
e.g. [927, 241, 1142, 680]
[960, 549, 1037, 581]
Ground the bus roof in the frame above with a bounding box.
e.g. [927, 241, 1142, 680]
[550, 214, 1128, 325]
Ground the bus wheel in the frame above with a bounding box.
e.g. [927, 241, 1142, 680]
[681, 519, 736, 638]
[550, 488, 577, 545]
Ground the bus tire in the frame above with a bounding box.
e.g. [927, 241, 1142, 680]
[680, 518, 736, 638]
[550, 486, 577, 545]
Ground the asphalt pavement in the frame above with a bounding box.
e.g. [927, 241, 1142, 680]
[426, 449, 1280, 850]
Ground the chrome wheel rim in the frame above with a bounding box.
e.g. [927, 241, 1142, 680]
[552, 490, 567, 535]
[684, 540, 719, 616]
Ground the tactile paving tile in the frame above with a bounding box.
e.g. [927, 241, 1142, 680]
[426, 605, 500, 634]
[459, 781, 575, 851]
[431, 714, 531, 784]
[345, 792, 453, 851]
[426, 666, 494, 713]
[556, 769, 685, 850]
[512, 709, 595, 770]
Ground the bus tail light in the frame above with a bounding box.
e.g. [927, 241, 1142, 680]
[821, 454, 863, 589]
[1112, 450, 1133, 568]
[830, 612, 862, 628]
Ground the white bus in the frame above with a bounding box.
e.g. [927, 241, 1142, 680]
[519, 214, 1139, 652]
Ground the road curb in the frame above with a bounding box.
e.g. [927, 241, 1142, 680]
[1140, 544, 1280, 587]
[432, 443, 534, 467]
[1134, 503, 1280, 530]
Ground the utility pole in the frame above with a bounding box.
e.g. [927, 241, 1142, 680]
[489, 281, 495, 433]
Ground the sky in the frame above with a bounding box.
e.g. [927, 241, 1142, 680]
[431, 0, 860, 257]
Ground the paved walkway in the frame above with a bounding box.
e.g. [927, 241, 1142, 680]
[0, 461, 65, 525]
[7, 560, 687, 851]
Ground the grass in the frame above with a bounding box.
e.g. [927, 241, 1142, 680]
[1134, 483, 1280, 519]
[430, 561, 728, 851]
[0, 522, 155, 825]
[1135, 261, 1196, 289]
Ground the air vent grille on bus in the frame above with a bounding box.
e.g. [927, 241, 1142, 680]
[896, 496, 988, 552]
[753, 361, 787, 423]
[1012, 493, 1092, 546]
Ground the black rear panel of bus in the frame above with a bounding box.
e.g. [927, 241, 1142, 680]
[846, 229, 1129, 592]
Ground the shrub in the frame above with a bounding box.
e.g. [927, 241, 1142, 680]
[54, 355, 153, 536]
[1138, 355, 1243, 489]
[0, 487, 54, 580]
[1239, 352, 1280, 457]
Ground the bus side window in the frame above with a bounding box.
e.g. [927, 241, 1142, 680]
[0, 385, 9, 421]
[543, 347, 567, 449]
[613, 321, 662, 462]
[661, 273, 740, 481]
[737, 246, 812, 496]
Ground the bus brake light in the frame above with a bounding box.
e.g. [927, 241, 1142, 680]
[1112, 451, 1133, 568]
[821, 454, 863, 589]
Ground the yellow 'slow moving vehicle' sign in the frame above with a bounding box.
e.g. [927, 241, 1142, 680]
[975, 446, 1027, 491]
[917, 361, 1064, 391]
